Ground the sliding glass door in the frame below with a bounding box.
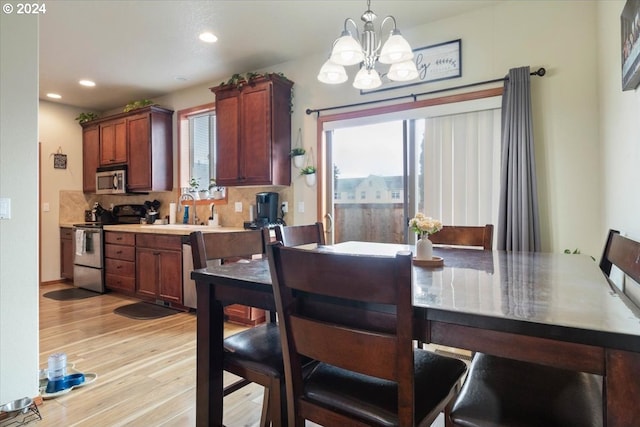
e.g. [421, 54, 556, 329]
[321, 95, 501, 247]
[328, 120, 407, 244]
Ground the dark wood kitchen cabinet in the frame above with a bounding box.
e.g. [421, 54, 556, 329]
[136, 234, 182, 304]
[211, 74, 293, 186]
[60, 227, 74, 280]
[99, 118, 127, 165]
[82, 125, 99, 193]
[80, 106, 173, 193]
[104, 231, 136, 293]
[127, 108, 173, 191]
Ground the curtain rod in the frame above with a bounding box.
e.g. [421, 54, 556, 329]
[305, 67, 546, 116]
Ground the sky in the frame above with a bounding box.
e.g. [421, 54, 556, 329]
[333, 121, 405, 178]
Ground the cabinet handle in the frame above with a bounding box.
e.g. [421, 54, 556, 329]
[116, 250, 122, 254]
[116, 265, 122, 269]
[116, 237, 123, 241]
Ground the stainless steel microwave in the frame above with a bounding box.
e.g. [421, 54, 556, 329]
[96, 166, 126, 194]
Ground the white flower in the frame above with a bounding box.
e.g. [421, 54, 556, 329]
[409, 213, 443, 235]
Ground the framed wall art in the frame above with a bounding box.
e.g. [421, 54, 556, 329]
[621, 0, 640, 91]
[361, 39, 461, 95]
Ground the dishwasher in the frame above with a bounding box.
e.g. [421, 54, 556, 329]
[73, 224, 105, 293]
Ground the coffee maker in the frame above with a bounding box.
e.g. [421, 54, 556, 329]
[255, 192, 279, 227]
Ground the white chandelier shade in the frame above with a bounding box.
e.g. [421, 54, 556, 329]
[319, 0, 418, 89]
[387, 59, 419, 82]
[353, 66, 382, 90]
[317, 59, 348, 84]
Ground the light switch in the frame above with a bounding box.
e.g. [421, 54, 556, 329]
[298, 202, 305, 213]
[0, 198, 11, 219]
[281, 201, 288, 213]
[234, 202, 243, 212]
[43, 202, 50, 212]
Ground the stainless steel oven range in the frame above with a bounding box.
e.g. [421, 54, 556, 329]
[72, 203, 146, 293]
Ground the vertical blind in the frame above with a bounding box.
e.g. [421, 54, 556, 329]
[421, 109, 501, 230]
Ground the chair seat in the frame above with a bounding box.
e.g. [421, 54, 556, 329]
[224, 322, 284, 378]
[302, 349, 467, 427]
[450, 353, 603, 427]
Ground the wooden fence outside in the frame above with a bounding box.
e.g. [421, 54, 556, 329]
[334, 203, 406, 244]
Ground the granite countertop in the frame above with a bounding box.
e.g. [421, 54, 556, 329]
[102, 224, 246, 235]
[59, 223, 247, 236]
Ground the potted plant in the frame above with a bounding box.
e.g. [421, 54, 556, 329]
[189, 177, 201, 199]
[300, 165, 317, 186]
[290, 147, 306, 168]
[209, 178, 224, 200]
[408, 213, 443, 260]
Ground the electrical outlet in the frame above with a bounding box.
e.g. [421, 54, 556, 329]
[281, 202, 288, 213]
[234, 202, 243, 212]
[298, 201, 305, 213]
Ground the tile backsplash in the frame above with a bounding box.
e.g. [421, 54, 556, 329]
[59, 186, 293, 227]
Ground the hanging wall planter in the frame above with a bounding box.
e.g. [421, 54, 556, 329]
[293, 153, 305, 168]
[290, 128, 305, 168]
[300, 166, 317, 187]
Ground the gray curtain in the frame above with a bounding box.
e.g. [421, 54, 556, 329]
[497, 66, 541, 252]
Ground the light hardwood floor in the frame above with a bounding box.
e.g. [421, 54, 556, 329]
[34, 283, 448, 427]
[36, 283, 264, 427]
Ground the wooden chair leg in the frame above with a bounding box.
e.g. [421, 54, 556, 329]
[259, 387, 270, 427]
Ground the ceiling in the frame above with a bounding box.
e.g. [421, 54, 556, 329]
[39, 0, 498, 112]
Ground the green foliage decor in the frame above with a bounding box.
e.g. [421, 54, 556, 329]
[300, 166, 316, 175]
[75, 112, 99, 124]
[123, 99, 154, 113]
[290, 147, 306, 157]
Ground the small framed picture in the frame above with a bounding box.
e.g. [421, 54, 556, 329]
[54, 153, 67, 169]
[621, 0, 640, 91]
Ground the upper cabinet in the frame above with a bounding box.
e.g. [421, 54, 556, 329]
[99, 118, 127, 165]
[81, 106, 174, 193]
[82, 125, 100, 193]
[211, 74, 293, 186]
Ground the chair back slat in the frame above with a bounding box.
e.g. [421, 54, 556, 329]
[290, 316, 398, 380]
[429, 224, 494, 250]
[605, 232, 640, 284]
[189, 230, 265, 269]
[273, 222, 325, 247]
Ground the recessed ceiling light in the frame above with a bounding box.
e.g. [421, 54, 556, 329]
[174, 76, 188, 82]
[79, 79, 96, 87]
[199, 32, 218, 43]
[46, 93, 62, 99]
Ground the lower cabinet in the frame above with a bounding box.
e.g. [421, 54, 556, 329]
[60, 227, 74, 280]
[105, 231, 136, 293]
[136, 234, 183, 304]
[224, 304, 266, 326]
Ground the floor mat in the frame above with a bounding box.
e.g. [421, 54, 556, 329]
[113, 302, 179, 320]
[43, 288, 100, 300]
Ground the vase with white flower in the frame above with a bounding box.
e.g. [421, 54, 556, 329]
[409, 213, 443, 260]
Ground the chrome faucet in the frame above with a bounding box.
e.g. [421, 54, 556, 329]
[178, 192, 198, 224]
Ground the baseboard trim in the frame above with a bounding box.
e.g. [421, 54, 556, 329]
[40, 279, 71, 287]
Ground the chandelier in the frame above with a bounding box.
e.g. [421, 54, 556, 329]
[317, 0, 418, 90]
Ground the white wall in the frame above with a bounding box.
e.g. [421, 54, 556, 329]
[597, 1, 640, 241]
[39, 101, 85, 282]
[151, 1, 603, 256]
[0, 12, 39, 404]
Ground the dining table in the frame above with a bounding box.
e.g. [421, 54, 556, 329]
[191, 241, 640, 427]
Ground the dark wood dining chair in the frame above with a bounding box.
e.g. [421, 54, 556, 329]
[190, 230, 285, 427]
[447, 231, 633, 427]
[272, 222, 325, 247]
[429, 224, 494, 250]
[267, 242, 468, 427]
